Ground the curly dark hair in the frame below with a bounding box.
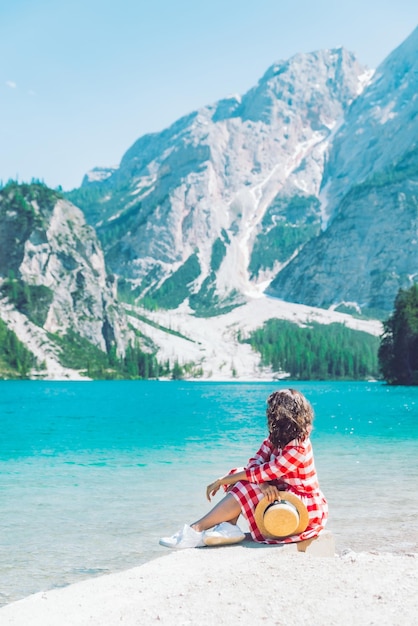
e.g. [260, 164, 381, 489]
[266, 388, 314, 449]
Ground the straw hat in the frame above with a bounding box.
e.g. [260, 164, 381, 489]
[254, 492, 309, 539]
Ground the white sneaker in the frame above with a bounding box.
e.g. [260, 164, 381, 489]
[159, 524, 205, 549]
[203, 522, 246, 546]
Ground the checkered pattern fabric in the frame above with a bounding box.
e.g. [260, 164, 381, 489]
[228, 438, 328, 543]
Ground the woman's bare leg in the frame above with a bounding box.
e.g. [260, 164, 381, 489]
[191, 493, 241, 532]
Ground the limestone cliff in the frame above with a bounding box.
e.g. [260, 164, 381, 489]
[0, 183, 131, 377]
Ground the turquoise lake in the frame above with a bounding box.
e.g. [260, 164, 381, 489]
[1, 380, 417, 606]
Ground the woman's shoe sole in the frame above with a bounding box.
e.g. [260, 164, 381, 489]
[203, 535, 245, 546]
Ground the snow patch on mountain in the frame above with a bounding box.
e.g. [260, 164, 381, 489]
[356, 68, 375, 94]
[126, 296, 382, 381]
[374, 101, 397, 124]
[83, 167, 117, 185]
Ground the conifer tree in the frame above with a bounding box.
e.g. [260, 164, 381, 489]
[378, 284, 418, 385]
[242, 319, 379, 380]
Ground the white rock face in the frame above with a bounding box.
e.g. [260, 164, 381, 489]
[0, 185, 132, 377]
[321, 26, 418, 223]
[76, 48, 367, 310]
[268, 26, 418, 313]
[0, 295, 87, 380]
[81, 166, 117, 185]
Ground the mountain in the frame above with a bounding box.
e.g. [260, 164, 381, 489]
[68, 48, 368, 316]
[0, 174, 381, 381]
[0, 182, 132, 378]
[69, 28, 418, 319]
[7, 29, 418, 379]
[268, 26, 418, 314]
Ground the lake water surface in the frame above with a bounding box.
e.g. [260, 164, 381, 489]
[1, 380, 417, 606]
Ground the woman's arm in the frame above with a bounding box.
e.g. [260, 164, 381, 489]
[206, 469, 283, 503]
[206, 470, 247, 501]
[206, 438, 294, 502]
[245, 441, 307, 484]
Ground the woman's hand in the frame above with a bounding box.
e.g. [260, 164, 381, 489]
[206, 469, 247, 501]
[206, 479, 222, 501]
[258, 482, 281, 503]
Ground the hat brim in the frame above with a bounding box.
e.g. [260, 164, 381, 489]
[254, 492, 309, 539]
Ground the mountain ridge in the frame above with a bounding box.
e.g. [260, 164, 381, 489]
[68, 46, 368, 316]
[268, 26, 418, 313]
[4, 29, 418, 379]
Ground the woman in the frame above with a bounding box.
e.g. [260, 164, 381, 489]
[159, 388, 328, 549]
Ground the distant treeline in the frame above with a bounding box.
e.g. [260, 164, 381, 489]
[0, 320, 199, 381]
[49, 329, 193, 380]
[240, 319, 380, 380]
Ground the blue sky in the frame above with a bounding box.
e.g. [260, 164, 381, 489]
[1, 0, 417, 190]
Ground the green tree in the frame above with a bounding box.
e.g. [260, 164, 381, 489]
[378, 284, 418, 385]
[0, 318, 37, 378]
[171, 360, 183, 380]
[241, 319, 379, 380]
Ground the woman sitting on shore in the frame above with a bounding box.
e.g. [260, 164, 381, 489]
[159, 388, 328, 549]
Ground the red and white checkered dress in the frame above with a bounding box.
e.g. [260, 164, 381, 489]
[227, 437, 328, 543]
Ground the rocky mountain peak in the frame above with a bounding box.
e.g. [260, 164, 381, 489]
[69, 47, 367, 316]
[268, 26, 418, 314]
[241, 47, 365, 126]
[320, 26, 418, 225]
